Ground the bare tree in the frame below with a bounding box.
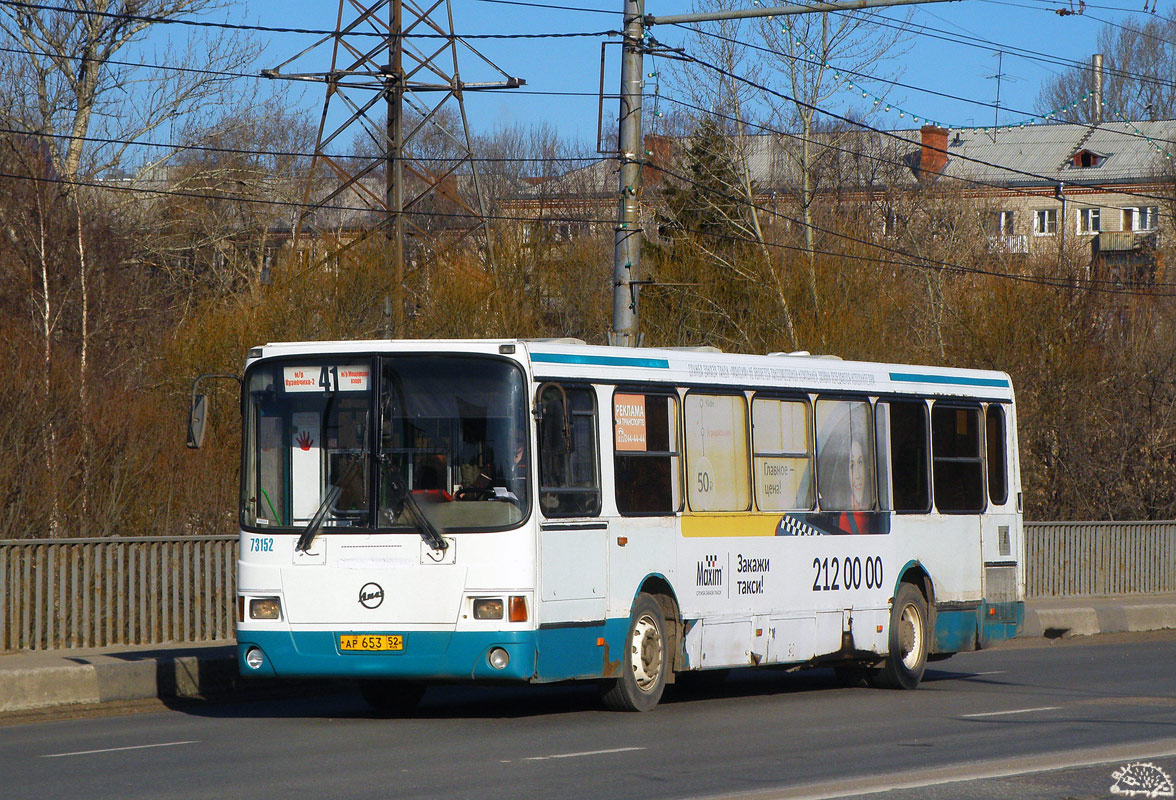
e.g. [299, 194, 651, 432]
[1037, 10, 1176, 123]
[758, 7, 911, 330]
[0, 0, 263, 183]
[130, 99, 315, 306]
[662, 1, 800, 350]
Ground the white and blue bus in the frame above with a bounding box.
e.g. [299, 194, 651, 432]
[208, 338, 1023, 712]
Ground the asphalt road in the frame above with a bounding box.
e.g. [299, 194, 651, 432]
[3, 632, 1175, 800]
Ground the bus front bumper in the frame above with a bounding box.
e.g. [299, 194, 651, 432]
[237, 629, 538, 682]
[237, 620, 630, 683]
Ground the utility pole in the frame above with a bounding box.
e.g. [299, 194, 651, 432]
[610, 0, 645, 347]
[264, 0, 523, 338]
[609, 0, 962, 346]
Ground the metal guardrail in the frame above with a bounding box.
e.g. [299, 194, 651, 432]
[0, 536, 236, 652]
[1, 523, 1173, 650]
[1024, 521, 1176, 598]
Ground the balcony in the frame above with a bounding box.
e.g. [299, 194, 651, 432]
[986, 234, 1029, 254]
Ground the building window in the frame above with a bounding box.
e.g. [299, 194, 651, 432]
[881, 207, 904, 237]
[1077, 207, 1101, 235]
[1033, 209, 1057, 236]
[1123, 206, 1158, 231]
[984, 210, 1015, 236]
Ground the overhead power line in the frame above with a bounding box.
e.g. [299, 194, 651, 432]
[0, 0, 614, 38]
[473, 0, 621, 14]
[663, 37, 1176, 207]
[0, 123, 607, 165]
[680, 22, 1176, 147]
[652, 93, 1138, 214]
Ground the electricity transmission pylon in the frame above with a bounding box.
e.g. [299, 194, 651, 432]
[264, 0, 524, 335]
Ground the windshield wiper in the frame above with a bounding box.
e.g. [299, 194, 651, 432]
[380, 456, 448, 552]
[295, 457, 361, 553]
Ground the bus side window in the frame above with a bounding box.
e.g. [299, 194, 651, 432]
[931, 405, 984, 513]
[751, 396, 814, 511]
[814, 398, 875, 512]
[538, 385, 601, 518]
[885, 400, 931, 513]
[685, 393, 750, 512]
[613, 391, 681, 515]
[986, 405, 1009, 506]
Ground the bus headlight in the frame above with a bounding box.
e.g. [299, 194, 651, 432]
[249, 597, 281, 620]
[473, 598, 504, 620]
[488, 647, 510, 670]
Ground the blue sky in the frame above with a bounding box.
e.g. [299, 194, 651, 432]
[238, 0, 1149, 151]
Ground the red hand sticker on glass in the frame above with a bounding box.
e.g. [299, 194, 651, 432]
[295, 431, 314, 451]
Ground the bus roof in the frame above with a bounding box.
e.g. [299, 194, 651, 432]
[248, 339, 1014, 400]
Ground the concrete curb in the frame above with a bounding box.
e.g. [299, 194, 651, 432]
[1020, 599, 1176, 639]
[0, 645, 239, 714]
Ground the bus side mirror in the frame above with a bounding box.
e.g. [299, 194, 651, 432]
[185, 372, 242, 450]
[187, 394, 208, 449]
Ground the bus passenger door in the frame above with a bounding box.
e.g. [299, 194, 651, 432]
[979, 403, 1020, 644]
[535, 384, 607, 626]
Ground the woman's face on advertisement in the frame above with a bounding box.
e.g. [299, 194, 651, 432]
[849, 439, 867, 508]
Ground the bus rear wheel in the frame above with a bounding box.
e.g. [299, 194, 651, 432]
[601, 593, 668, 712]
[359, 679, 426, 716]
[876, 583, 928, 690]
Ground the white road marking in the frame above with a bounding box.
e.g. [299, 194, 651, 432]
[961, 706, 1060, 718]
[687, 738, 1176, 800]
[522, 746, 645, 761]
[42, 741, 198, 758]
[971, 670, 1007, 676]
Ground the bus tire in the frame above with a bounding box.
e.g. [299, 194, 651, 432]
[876, 583, 928, 690]
[601, 593, 668, 712]
[359, 679, 426, 716]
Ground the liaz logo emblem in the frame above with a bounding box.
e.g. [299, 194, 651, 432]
[358, 582, 385, 609]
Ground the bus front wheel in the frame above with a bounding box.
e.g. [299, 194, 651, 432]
[876, 583, 928, 690]
[601, 593, 668, 711]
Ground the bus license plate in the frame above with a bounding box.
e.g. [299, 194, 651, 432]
[339, 634, 403, 652]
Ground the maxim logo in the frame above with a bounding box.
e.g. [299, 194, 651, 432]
[358, 582, 385, 609]
[696, 554, 723, 587]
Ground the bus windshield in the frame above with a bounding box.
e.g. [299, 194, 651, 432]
[242, 354, 529, 533]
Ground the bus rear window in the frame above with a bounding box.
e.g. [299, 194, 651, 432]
[986, 405, 1009, 506]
